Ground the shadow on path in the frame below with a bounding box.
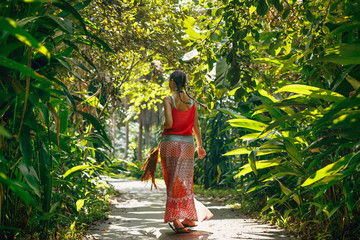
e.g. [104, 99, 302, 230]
[85, 178, 297, 240]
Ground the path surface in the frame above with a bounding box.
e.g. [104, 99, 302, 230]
[85, 178, 297, 240]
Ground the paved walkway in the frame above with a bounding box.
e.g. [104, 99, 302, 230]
[85, 178, 297, 240]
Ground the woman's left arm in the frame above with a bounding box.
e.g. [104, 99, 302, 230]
[162, 96, 173, 129]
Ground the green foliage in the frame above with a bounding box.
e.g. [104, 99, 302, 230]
[0, 0, 114, 239]
[2, 0, 360, 239]
[183, 0, 360, 238]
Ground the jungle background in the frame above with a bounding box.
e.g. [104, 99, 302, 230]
[1, 0, 360, 239]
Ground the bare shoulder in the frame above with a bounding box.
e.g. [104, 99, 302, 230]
[163, 96, 171, 103]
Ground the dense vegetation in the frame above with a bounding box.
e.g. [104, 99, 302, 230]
[1, 0, 360, 239]
[187, 0, 360, 239]
[0, 0, 119, 239]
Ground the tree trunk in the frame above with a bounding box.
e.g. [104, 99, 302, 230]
[124, 123, 129, 159]
[137, 113, 143, 161]
[124, 97, 129, 159]
[144, 109, 151, 147]
[111, 111, 116, 156]
[145, 126, 150, 147]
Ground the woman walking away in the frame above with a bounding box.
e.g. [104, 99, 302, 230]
[161, 70, 213, 233]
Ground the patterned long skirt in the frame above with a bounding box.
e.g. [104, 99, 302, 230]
[160, 135, 213, 223]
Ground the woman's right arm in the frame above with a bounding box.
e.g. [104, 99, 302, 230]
[193, 108, 206, 159]
[162, 96, 173, 129]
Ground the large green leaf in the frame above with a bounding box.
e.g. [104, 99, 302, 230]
[219, 108, 246, 119]
[248, 149, 258, 176]
[234, 159, 281, 178]
[18, 125, 33, 166]
[275, 84, 345, 102]
[328, 111, 360, 139]
[18, 163, 41, 198]
[182, 16, 203, 40]
[63, 164, 93, 178]
[0, 17, 50, 59]
[301, 154, 351, 187]
[264, 108, 316, 132]
[252, 57, 285, 66]
[258, 89, 294, 115]
[224, 145, 283, 156]
[315, 97, 360, 127]
[239, 132, 276, 140]
[316, 44, 360, 65]
[0, 56, 51, 84]
[283, 138, 302, 166]
[228, 118, 268, 131]
[223, 147, 256, 156]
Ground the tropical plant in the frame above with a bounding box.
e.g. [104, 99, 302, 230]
[180, 0, 360, 238]
[0, 0, 114, 238]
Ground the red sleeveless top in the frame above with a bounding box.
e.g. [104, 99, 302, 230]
[163, 96, 195, 136]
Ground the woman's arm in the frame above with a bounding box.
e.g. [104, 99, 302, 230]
[162, 96, 173, 129]
[193, 108, 206, 159]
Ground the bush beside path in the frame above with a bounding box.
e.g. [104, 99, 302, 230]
[84, 178, 297, 240]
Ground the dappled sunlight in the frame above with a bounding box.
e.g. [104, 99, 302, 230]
[86, 179, 296, 240]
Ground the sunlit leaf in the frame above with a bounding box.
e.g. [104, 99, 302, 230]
[316, 44, 360, 65]
[275, 84, 345, 102]
[0, 17, 50, 59]
[301, 154, 351, 187]
[63, 165, 93, 178]
[182, 16, 203, 40]
[182, 49, 199, 62]
[239, 132, 276, 140]
[218, 108, 245, 119]
[76, 199, 85, 212]
[234, 159, 281, 178]
[223, 147, 256, 156]
[228, 118, 268, 132]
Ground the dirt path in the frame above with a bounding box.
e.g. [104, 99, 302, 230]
[85, 178, 297, 240]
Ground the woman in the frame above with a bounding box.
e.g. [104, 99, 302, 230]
[161, 70, 213, 233]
